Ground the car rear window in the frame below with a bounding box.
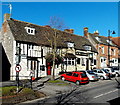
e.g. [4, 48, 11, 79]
[111, 68, 114, 72]
[81, 73, 87, 78]
[87, 71, 94, 74]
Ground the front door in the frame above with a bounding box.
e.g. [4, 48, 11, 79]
[46, 62, 52, 75]
[86, 58, 89, 70]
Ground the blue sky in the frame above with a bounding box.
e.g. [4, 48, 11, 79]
[1, 1, 119, 37]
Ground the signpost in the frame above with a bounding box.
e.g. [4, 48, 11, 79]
[29, 70, 34, 89]
[15, 64, 21, 72]
[15, 64, 21, 92]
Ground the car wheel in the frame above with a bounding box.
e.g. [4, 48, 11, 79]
[76, 80, 80, 85]
[100, 76, 104, 80]
[61, 77, 65, 81]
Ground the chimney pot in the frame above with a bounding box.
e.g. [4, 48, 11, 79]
[4, 13, 10, 22]
[94, 30, 99, 35]
[64, 29, 74, 34]
[84, 27, 88, 38]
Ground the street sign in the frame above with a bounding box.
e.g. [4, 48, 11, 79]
[15, 64, 21, 72]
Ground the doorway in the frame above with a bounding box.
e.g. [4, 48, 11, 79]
[46, 62, 52, 75]
[86, 58, 89, 70]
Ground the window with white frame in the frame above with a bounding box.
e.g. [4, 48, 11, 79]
[100, 57, 105, 63]
[67, 42, 74, 48]
[106, 40, 113, 45]
[28, 60, 37, 71]
[114, 49, 116, 56]
[101, 46, 104, 54]
[25, 27, 35, 35]
[77, 58, 80, 64]
[115, 59, 117, 62]
[94, 59, 96, 65]
[109, 48, 111, 55]
[106, 40, 109, 43]
[81, 58, 85, 66]
[84, 45, 91, 51]
[64, 58, 75, 65]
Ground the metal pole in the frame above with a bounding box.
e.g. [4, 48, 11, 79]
[31, 76, 32, 89]
[16, 72, 19, 92]
[108, 30, 110, 67]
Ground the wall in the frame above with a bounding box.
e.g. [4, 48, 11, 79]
[1, 22, 15, 80]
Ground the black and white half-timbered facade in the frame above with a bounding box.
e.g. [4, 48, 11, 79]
[1, 14, 97, 80]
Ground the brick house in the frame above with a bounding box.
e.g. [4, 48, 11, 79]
[84, 27, 119, 68]
[0, 14, 97, 81]
[111, 37, 120, 65]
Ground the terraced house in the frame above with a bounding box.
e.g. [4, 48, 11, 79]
[84, 27, 119, 68]
[111, 37, 120, 65]
[1, 14, 97, 81]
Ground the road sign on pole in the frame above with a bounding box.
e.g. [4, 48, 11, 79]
[15, 64, 21, 72]
[15, 64, 21, 93]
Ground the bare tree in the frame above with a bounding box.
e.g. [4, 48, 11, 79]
[44, 16, 67, 80]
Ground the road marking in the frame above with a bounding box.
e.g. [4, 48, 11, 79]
[94, 89, 118, 99]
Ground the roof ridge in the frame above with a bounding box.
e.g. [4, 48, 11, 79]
[10, 18, 45, 28]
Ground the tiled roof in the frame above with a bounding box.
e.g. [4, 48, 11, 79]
[7, 18, 97, 52]
[89, 33, 117, 47]
[111, 37, 120, 47]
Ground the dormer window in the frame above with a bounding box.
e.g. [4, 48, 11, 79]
[25, 27, 35, 35]
[84, 45, 91, 51]
[107, 40, 113, 45]
[66, 42, 74, 48]
[106, 40, 109, 43]
[83, 45, 91, 51]
[95, 37, 101, 42]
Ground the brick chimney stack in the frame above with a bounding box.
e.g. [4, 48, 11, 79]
[43, 25, 51, 28]
[64, 29, 74, 34]
[4, 13, 10, 22]
[84, 27, 88, 38]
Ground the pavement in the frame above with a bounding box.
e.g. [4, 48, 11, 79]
[0, 75, 60, 88]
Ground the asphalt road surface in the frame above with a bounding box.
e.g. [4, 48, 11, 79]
[39, 78, 119, 104]
[19, 77, 120, 105]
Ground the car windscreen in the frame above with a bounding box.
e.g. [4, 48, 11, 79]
[66, 72, 72, 76]
[103, 69, 108, 73]
[81, 73, 87, 78]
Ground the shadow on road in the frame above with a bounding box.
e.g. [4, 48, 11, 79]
[107, 97, 120, 105]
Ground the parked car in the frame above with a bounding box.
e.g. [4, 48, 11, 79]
[102, 67, 116, 77]
[79, 70, 99, 81]
[60, 71, 89, 85]
[92, 69, 110, 80]
[109, 66, 120, 77]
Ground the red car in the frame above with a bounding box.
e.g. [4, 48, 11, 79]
[60, 71, 89, 85]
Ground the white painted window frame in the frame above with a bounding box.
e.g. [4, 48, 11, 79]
[25, 27, 35, 35]
[101, 46, 104, 54]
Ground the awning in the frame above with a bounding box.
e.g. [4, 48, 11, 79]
[64, 53, 76, 58]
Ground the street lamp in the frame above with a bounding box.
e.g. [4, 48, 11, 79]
[108, 30, 116, 67]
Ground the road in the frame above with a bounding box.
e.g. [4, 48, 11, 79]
[19, 77, 120, 105]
